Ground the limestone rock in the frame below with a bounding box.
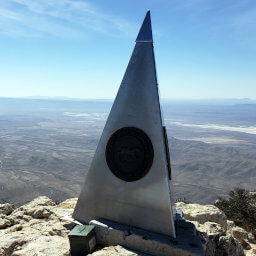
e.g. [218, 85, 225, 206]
[0, 214, 12, 229]
[231, 226, 251, 249]
[230, 226, 256, 251]
[50, 198, 78, 220]
[241, 240, 251, 250]
[194, 221, 244, 256]
[193, 221, 226, 239]
[175, 203, 245, 256]
[11, 236, 70, 256]
[247, 247, 256, 256]
[248, 232, 256, 244]
[227, 220, 235, 232]
[58, 198, 77, 209]
[0, 197, 251, 256]
[0, 203, 15, 215]
[216, 234, 245, 256]
[0, 196, 74, 256]
[22, 196, 56, 208]
[232, 226, 250, 243]
[89, 245, 138, 256]
[7, 210, 33, 225]
[176, 202, 227, 230]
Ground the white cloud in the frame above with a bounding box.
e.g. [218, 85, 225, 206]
[0, 0, 136, 37]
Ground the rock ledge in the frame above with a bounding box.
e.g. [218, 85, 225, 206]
[0, 197, 255, 256]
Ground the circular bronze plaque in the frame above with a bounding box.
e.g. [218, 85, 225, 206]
[106, 127, 154, 182]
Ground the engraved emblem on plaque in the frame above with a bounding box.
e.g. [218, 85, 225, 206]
[106, 127, 154, 182]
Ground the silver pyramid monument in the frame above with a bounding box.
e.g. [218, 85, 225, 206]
[73, 11, 176, 237]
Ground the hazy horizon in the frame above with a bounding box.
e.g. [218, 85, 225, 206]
[1, 96, 256, 102]
[0, 97, 255, 205]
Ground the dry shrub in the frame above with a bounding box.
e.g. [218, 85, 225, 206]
[215, 188, 256, 238]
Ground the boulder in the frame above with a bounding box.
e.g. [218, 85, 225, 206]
[88, 245, 138, 256]
[0, 196, 73, 256]
[0, 215, 12, 229]
[227, 220, 235, 232]
[192, 221, 226, 239]
[216, 234, 245, 256]
[231, 226, 249, 243]
[175, 203, 245, 256]
[58, 198, 77, 209]
[11, 236, 70, 256]
[176, 202, 227, 230]
[230, 226, 256, 250]
[0, 203, 15, 215]
[247, 232, 256, 244]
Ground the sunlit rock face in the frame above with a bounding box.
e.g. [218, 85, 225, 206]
[175, 202, 228, 229]
[0, 196, 77, 256]
[176, 202, 256, 256]
[0, 197, 254, 256]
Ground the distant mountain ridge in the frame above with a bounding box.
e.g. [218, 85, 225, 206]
[0, 97, 255, 206]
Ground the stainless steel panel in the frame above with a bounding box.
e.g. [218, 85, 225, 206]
[73, 11, 176, 238]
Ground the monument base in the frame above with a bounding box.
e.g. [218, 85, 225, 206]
[89, 218, 204, 256]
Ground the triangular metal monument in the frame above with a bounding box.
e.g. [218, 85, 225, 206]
[73, 11, 176, 237]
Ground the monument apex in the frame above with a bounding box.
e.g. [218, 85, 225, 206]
[136, 10, 153, 42]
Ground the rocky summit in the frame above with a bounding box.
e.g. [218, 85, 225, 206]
[0, 197, 255, 256]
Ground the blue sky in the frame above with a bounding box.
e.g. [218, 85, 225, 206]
[0, 0, 256, 99]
